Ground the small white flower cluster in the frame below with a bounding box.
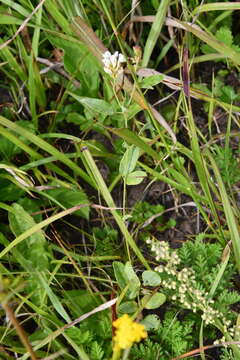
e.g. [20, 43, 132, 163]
[146, 238, 180, 266]
[146, 238, 227, 326]
[102, 51, 126, 78]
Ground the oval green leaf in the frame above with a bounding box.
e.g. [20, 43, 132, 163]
[141, 314, 160, 331]
[142, 270, 161, 286]
[125, 170, 147, 185]
[143, 292, 166, 309]
[119, 146, 140, 176]
[118, 301, 138, 314]
[68, 92, 115, 115]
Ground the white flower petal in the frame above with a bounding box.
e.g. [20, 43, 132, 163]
[103, 51, 111, 59]
[118, 54, 126, 63]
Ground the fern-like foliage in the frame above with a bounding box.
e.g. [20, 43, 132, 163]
[92, 225, 118, 256]
[90, 341, 104, 360]
[156, 311, 194, 357]
[65, 326, 93, 346]
[216, 289, 240, 318]
[179, 237, 221, 273]
[202, 27, 239, 56]
[131, 311, 194, 360]
[220, 348, 235, 360]
[130, 339, 164, 360]
[178, 237, 239, 320]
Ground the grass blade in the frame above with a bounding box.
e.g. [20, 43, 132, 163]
[0, 204, 87, 259]
[167, 18, 240, 65]
[193, 2, 240, 15]
[0, 116, 93, 187]
[142, 0, 171, 67]
[207, 154, 240, 273]
[80, 146, 149, 269]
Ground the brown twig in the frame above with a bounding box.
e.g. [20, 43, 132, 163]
[37, 57, 81, 88]
[1, 301, 38, 360]
[171, 341, 240, 360]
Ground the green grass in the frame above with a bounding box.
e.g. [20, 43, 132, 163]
[0, 0, 240, 359]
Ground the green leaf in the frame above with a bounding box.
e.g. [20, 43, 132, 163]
[142, 270, 161, 286]
[65, 326, 91, 346]
[66, 112, 86, 125]
[139, 74, 164, 89]
[124, 103, 142, 120]
[143, 293, 166, 309]
[90, 341, 104, 360]
[119, 146, 140, 176]
[174, 19, 240, 65]
[38, 272, 71, 322]
[125, 170, 147, 185]
[113, 261, 140, 299]
[124, 261, 141, 299]
[48, 35, 100, 96]
[109, 128, 162, 161]
[113, 261, 127, 290]
[0, 120, 35, 160]
[8, 203, 49, 271]
[216, 27, 233, 47]
[18, 197, 42, 223]
[141, 314, 161, 331]
[0, 180, 24, 202]
[118, 301, 138, 314]
[8, 203, 50, 305]
[46, 185, 90, 219]
[68, 92, 115, 116]
[0, 115, 93, 187]
[202, 27, 234, 55]
[0, 14, 24, 25]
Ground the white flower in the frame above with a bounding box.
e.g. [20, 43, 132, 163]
[102, 50, 126, 77]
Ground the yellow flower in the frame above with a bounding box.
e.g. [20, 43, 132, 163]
[113, 314, 147, 351]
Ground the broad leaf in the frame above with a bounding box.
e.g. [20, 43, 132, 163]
[125, 170, 147, 185]
[142, 270, 162, 286]
[118, 301, 138, 314]
[141, 314, 160, 331]
[139, 74, 164, 89]
[8, 203, 50, 305]
[68, 92, 115, 117]
[124, 261, 141, 299]
[119, 146, 140, 176]
[46, 185, 90, 219]
[143, 292, 166, 309]
[113, 261, 140, 299]
[48, 35, 100, 96]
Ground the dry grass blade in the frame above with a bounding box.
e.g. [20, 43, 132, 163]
[166, 18, 240, 65]
[63, 297, 117, 329]
[182, 47, 190, 98]
[27, 298, 118, 354]
[137, 68, 240, 112]
[131, 15, 240, 65]
[150, 106, 176, 142]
